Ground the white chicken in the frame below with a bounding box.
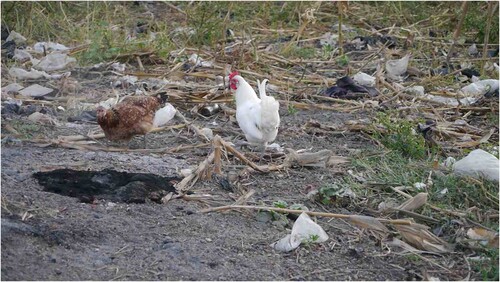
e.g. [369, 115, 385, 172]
[229, 71, 280, 149]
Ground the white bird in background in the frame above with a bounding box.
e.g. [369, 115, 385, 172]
[228, 71, 280, 150]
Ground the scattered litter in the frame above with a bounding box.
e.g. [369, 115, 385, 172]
[404, 86, 425, 96]
[180, 169, 193, 178]
[325, 75, 379, 99]
[34, 52, 76, 72]
[271, 212, 328, 252]
[319, 32, 338, 47]
[12, 49, 32, 62]
[111, 62, 126, 72]
[9, 67, 47, 80]
[385, 54, 410, 82]
[18, 84, 54, 97]
[1, 83, 24, 94]
[467, 44, 478, 56]
[460, 79, 499, 97]
[33, 42, 69, 53]
[443, 157, 456, 167]
[188, 54, 213, 68]
[96, 96, 119, 109]
[113, 75, 138, 88]
[199, 104, 220, 117]
[28, 112, 59, 125]
[5, 31, 27, 44]
[352, 72, 376, 87]
[153, 103, 176, 128]
[413, 182, 426, 190]
[200, 128, 214, 140]
[453, 149, 499, 182]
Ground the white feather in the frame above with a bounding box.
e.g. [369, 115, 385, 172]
[153, 103, 176, 128]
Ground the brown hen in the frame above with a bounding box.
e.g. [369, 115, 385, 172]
[96, 95, 163, 147]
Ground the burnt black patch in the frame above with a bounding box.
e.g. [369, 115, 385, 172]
[33, 169, 180, 204]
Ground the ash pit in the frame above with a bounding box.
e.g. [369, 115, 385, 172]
[33, 169, 180, 204]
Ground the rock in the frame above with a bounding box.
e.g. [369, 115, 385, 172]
[453, 149, 499, 182]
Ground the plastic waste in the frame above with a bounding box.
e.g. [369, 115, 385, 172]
[468, 44, 478, 56]
[34, 52, 76, 72]
[33, 42, 69, 53]
[18, 84, 54, 97]
[200, 127, 213, 140]
[9, 67, 47, 80]
[28, 112, 59, 125]
[113, 75, 138, 88]
[5, 31, 26, 44]
[189, 54, 213, 68]
[271, 212, 329, 252]
[1, 83, 24, 95]
[111, 62, 126, 72]
[386, 54, 410, 82]
[453, 149, 499, 182]
[460, 79, 499, 97]
[12, 49, 32, 62]
[404, 86, 425, 96]
[352, 72, 376, 87]
[153, 103, 176, 127]
[319, 32, 338, 47]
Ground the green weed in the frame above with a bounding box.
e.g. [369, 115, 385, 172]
[373, 112, 428, 160]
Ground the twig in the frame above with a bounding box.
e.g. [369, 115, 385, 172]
[445, 2, 468, 66]
[481, 2, 498, 76]
[200, 204, 414, 226]
[174, 111, 210, 142]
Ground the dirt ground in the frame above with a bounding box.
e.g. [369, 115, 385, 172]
[1, 92, 473, 281]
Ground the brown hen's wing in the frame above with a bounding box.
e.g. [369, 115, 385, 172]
[121, 96, 161, 112]
[113, 103, 152, 128]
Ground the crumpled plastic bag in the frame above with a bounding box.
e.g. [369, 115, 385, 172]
[153, 103, 176, 127]
[12, 49, 33, 62]
[271, 212, 329, 252]
[460, 79, 499, 97]
[189, 54, 213, 68]
[19, 84, 54, 97]
[352, 72, 376, 87]
[9, 67, 47, 80]
[1, 83, 24, 95]
[33, 52, 76, 72]
[453, 149, 499, 182]
[33, 42, 70, 53]
[386, 54, 410, 82]
[5, 31, 27, 44]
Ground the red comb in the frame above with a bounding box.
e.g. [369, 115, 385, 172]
[229, 71, 239, 79]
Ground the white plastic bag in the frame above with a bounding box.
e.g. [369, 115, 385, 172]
[153, 103, 176, 127]
[453, 149, 499, 182]
[34, 53, 76, 72]
[271, 212, 329, 252]
[352, 72, 376, 87]
[385, 54, 410, 82]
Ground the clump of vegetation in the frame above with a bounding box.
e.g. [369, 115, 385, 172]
[373, 112, 428, 159]
[336, 54, 350, 67]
